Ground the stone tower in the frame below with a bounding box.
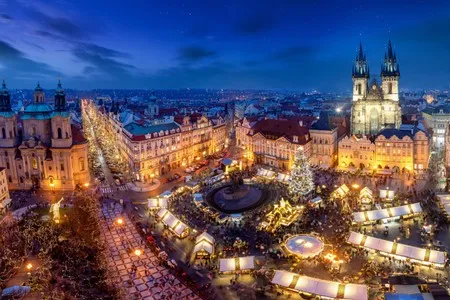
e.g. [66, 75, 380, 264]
[381, 40, 400, 101]
[352, 42, 369, 102]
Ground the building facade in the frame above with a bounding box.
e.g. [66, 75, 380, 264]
[0, 167, 10, 202]
[338, 126, 430, 172]
[0, 81, 90, 190]
[351, 41, 402, 135]
[422, 104, 450, 149]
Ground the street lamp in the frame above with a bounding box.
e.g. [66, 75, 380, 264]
[150, 173, 155, 184]
[134, 249, 142, 257]
[84, 182, 89, 188]
[26, 263, 32, 275]
[116, 217, 124, 226]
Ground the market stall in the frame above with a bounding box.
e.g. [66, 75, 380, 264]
[193, 193, 204, 206]
[359, 187, 373, 204]
[331, 184, 350, 199]
[271, 270, 368, 300]
[219, 256, 255, 273]
[256, 168, 275, 179]
[352, 203, 422, 224]
[159, 190, 173, 199]
[148, 197, 168, 210]
[157, 208, 190, 238]
[191, 232, 215, 261]
[347, 232, 446, 268]
[436, 194, 450, 220]
[380, 188, 395, 201]
[276, 173, 291, 183]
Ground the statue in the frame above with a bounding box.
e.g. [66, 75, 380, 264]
[49, 198, 64, 223]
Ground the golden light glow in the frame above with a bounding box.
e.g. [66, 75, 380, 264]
[26, 263, 33, 270]
[116, 218, 124, 225]
[295, 239, 305, 244]
[134, 249, 142, 256]
[304, 242, 313, 248]
[84, 182, 89, 187]
[49, 183, 55, 187]
[352, 183, 360, 189]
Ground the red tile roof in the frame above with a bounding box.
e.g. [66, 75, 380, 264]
[249, 119, 310, 144]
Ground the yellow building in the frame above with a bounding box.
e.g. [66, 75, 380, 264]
[338, 126, 430, 172]
[0, 81, 90, 190]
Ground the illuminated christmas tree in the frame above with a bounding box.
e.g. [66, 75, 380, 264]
[288, 148, 314, 197]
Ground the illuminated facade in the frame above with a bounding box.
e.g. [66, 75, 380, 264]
[422, 104, 450, 149]
[351, 41, 402, 135]
[87, 102, 227, 181]
[0, 81, 90, 190]
[236, 118, 312, 170]
[338, 126, 430, 172]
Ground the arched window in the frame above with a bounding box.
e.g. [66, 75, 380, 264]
[1, 128, 5, 139]
[57, 128, 62, 139]
[388, 82, 393, 94]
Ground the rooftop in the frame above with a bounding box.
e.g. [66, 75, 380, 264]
[250, 118, 310, 144]
[124, 122, 180, 141]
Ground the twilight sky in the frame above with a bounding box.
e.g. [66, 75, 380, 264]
[0, 0, 449, 91]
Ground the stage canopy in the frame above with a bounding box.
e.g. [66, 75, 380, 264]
[271, 270, 368, 300]
[353, 203, 422, 223]
[347, 232, 446, 266]
[219, 256, 255, 272]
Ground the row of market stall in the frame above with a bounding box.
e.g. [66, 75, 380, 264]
[436, 194, 450, 221]
[271, 270, 368, 300]
[352, 203, 423, 224]
[347, 231, 446, 268]
[256, 168, 291, 183]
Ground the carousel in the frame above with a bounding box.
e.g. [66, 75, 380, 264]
[283, 234, 324, 259]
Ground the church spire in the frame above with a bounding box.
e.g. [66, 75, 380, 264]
[54, 78, 66, 111]
[352, 42, 369, 78]
[381, 39, 400, 77]
[0, 80, 11, 112]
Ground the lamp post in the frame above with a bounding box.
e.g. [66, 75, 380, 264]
[49, 182, 54, 194]
[26, 263, 33, 276]
[150, 173, 155, 184]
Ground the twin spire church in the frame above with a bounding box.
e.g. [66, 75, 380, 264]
[350, 40, 402, 135]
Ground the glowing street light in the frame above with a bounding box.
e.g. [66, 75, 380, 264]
[84, 182, 89, 188]
[26, 263, 33, 271]
[116, 218, 124, 225]
[134, 249, 142, 256]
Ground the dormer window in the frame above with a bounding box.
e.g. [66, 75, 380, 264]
[293, 136, 298, 143]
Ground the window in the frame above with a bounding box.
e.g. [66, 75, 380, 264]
[57, 128, 62, 139]
[388, 82, 393, 94]
[6, 162, 9, 169]
[79, 158, 85, 171]
[60, 163, 64, 171]
[32, 158, 38, 170]
[1, 128, 5, 139]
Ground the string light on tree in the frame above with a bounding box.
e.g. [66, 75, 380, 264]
[288, 147, 314, 198]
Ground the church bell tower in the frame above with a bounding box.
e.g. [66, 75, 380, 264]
[381, 40, 400, 101]
[352, 42, 369, 102]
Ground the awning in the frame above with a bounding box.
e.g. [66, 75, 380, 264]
[193, 193, 203, 202]
[347, 232, 446, 266]
[353, 203, 422, 223]
[219, 256, 255, 272]
[157, 208, 189, 237]
[148, 197, 168, 209]
[193, 232, 215, 255]
[159, 190, 173, 198]
[380, 189, 395, 199]
[271, 270, 368, 300]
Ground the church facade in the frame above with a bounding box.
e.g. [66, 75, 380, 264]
[350, 41, 402, 135]
[0, 81, 90, 191]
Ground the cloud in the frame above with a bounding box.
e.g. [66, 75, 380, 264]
[270, 46, 314, 62]
[235, 14, 276, 35]
[177, 46, 217, 62]
[72, 43, 135, 77]
[0, 39, 57, 76]
[0, 13, 12, 22]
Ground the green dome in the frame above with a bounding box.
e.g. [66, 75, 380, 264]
[24, 103, 53, 113]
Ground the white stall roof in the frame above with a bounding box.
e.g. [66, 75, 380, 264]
[436, 194, 450, 216]
[159, 190, 173, 198]
[148, 197, 168, 208]
[193, 193, 203, 202]
[353, 203, 422, 223]
[219, 256, 255, 272]
[157, 208, 189, 237]
[193, 241, 213, 255]
[195, 232, 215, 244]
[347, 232, 446, 265]
[271, 270, 368, 300]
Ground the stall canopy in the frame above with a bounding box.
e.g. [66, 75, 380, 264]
[331, 184, 350, 199]
[192, 232, 215, 256]
[157, 208, 189, 237]
[380, 189, 395, 200]
[276, 173, 291, 183]
[219, 256, 255, 272]
[159, 190, 173, 199]
[257, 168, 275, 179]
[359, 187, 373, 203]
[347, 232, 446, 266]
[193, 193, 204, 204]
[353, 203, 422, 223]
[271, 270, 368, 300]
[436, 194, 450, 219]
[148, 197, 168, 209]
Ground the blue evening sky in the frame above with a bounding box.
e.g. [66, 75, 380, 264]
[0, 0, 449, 91]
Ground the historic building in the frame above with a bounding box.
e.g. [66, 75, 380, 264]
[351, 41, 402, 135]
[338, 125, 430, 172]
[422, 104, 450, 149]
[87, 101, 228, 181]
[0, 81, 89, 190]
